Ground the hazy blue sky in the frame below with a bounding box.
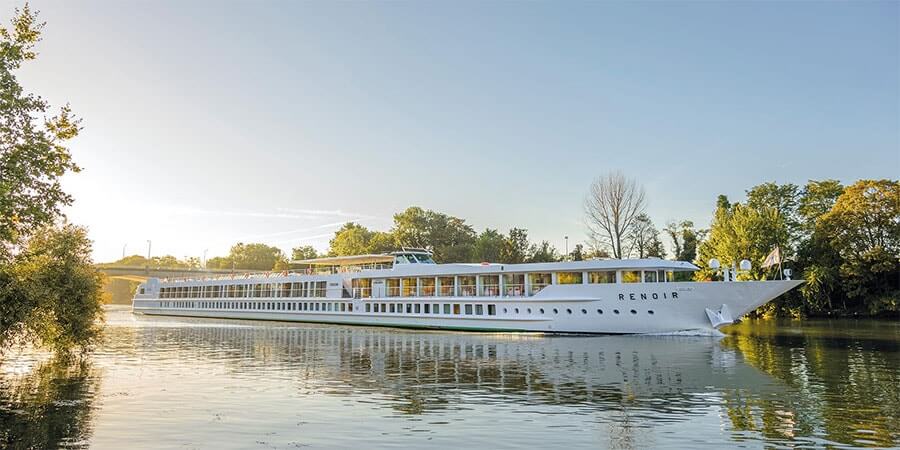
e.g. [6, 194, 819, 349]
[15, 1, 899, 263]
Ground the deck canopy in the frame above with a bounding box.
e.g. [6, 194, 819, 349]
[291, 254, 394, 267]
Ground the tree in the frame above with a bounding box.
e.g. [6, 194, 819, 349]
[665, 220, 701, 262]
[392, 206, 475, 262]
[207, 243, 287, 271]
[528, 241, 560, 263]
[569, 244, 584, 261]
[501, 228, 531, 264]
[584, 171, 647, 258]
[328, 222, 379, 256]
[291, 245, 318, 261]
[0, 6, 103, 353]
[472, 228, 504, 262]
[0, 5, 82, 246]
[818, 180, 899, 314]
[1, 225, 104, 353]
[626, 213, 665, 258]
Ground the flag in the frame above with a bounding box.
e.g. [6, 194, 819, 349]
[761, 246, 782, 269]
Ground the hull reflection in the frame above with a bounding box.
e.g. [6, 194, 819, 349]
[124, 315, 781, 416]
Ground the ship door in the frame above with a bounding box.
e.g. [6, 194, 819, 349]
[372, 279, 385, 298]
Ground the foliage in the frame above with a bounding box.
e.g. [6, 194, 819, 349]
[584, 171, 647, 258]
[1, 225, 105, 354]
[0, 5, 83, 246]
[665, 220, 702, 263]
[206, 242, 287, 271]
[696, 179, 899, 317]
[102, 254, 197, 268]
[290, 245, 318, 261]
[472, 229, 504, 262]
[627, 213, 665, 258]
[0, 5, 103, 353]
[392, 207, 475, 262]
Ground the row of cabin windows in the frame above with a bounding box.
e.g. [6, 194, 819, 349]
[158, 281, 328, 299]
[352, 270, 673, 298]
[161, 300, 353, 312]
[365, 302, 497, 316]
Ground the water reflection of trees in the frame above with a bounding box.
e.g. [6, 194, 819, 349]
[126, 321, 776, 424]
[721, 320, 900, 447]
[0, 355, 99, 449]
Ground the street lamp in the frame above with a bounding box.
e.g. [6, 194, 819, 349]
[146, 240, 152, 260]
[564, 236, 569, 258]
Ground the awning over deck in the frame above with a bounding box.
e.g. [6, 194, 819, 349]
[290, 254, 394, 266]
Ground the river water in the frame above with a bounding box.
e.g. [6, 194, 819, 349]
[1, 306, 898, 449]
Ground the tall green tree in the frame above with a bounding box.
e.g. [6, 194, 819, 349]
[291, 245, 318, 261]
[472, 228, 504, 262]
[501, 228, 530, 264]
[818, 180, 899, 314]
[0, 6, 104, 353]
[0, 5, 81, 245]
[392, 206, 476, 262]
[207, 243, 287, 271]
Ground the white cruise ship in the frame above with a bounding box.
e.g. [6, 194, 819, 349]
[132, 249, 802, 334]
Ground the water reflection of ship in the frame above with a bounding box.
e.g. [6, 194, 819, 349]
[128, 316, 782, 415]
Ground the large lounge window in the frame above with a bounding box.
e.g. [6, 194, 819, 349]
[386, 279, 400, 297]
[479, 275, 499, 296]
[557, 272, 583, 284]
[589, 271, 616, 284]
[622, 271, 641, 283]
[352, 278, 371, 298]
[503, 274, 525, 297]
[438, 277, 455, 296]
[420, 278, 435, 296]
[402, 278, 417, 297]
[529, 273, 552, 295]
[644, 271, 658, 283]
[458, 276, 476, 296]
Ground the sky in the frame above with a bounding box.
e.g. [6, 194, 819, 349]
[11, 0, 900, 263]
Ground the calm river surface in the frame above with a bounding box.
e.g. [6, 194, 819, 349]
[1, 306, 898, 449]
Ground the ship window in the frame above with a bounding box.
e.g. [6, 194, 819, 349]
[381, 303, 386, 312]
[415, 304, 421, 313]
[566, 308, 572, 314]
[644, 271, 658, 283]
[341, 303, 346, 312]
[453, 304, 461, 315]
[527, 308, 532, 314]
[479, 275, 499, 296]
[402, 278, 417, 297]
[597, 309, 603, 314]
[476, 305, 484, 315]
[443, 304, 451, 314]
[423, 304, 430, 314]
[420, 278, 435, 296]
[465, 304, 473, 315]
[539, 308, 545, 314]
[529, 273, 552, 295]
[614, 309, 620, 314]
[488, 305, 496, 316]
[553, 308, 559, 314]
[366, 303, 371, 312]
[458, 276, 476, 296]
[648, 310, 654, 315]
[588, 271, 616, 284]
[503, 308, 508, 314]
[389, 304, 395, 313]
[622, 271, 641, 283]
[502, 273, 525, 296]
[438, 277, 455, 296]
[581, 309, 587, 314]
[406, 304, 412, 314]
[557, 272, 583, 284]
[385, 278, 400, 297]
[281, 283, 291, 297]
[514, 308, 519, 314]
[348, 304, 352, 312]
[630, 309, 637, 314]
